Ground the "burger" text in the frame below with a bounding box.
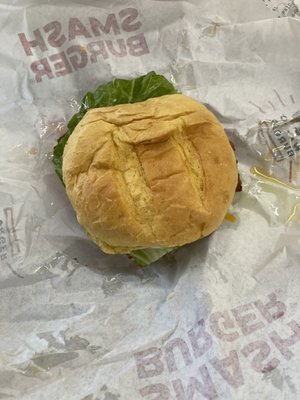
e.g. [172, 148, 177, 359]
[18, 8, 149, 83]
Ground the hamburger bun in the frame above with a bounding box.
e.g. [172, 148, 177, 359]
[62, 94, 238, 254]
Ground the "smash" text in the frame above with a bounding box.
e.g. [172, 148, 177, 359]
[134, 292, 300, 399]
[18, 8, 149, 83]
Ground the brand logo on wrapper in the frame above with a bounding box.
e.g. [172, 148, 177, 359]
[262, 0, 300, 17]
[259, 115, 300, 162]
[17, 8, 150, 83]
[133, 293, 300, 399]
[249, 90, 300, 190]
[0, 208, 20, 262]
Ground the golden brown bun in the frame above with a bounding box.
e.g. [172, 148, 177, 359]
[63, 94, 238, 254]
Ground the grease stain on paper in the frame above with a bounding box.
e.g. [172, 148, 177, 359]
[38, 331, 102, 354]
[81, 387, 120, 400]
[81, 395, 96, 400]
[103, 392, 120, 400]
[11, 331, 104, 378]
[28, 147, 38, 155]
[285, 374, 297, 393]
[261, 367, 296, 393]
[19, 362, 49, 379]
[250, 166, 300, 224]
[16, 352, 79, 377]
[200, 22, 222, 38]
[32, 352, 78, 370]
[209, 22, 221, 37]
[250, 167, 300, 192]
[267, 368, 284, 390]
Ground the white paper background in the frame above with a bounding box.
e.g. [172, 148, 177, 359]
[1, 1, 300, 399]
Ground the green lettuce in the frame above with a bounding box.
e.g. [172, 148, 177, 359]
[52, 71, 178, 266]
[130, 247, 175, 267]
[53, 71, 177, 181]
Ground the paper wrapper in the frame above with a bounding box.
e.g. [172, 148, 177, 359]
[1, 1, 300, 399]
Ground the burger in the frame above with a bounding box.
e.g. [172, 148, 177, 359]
[53, 72, 239, 266]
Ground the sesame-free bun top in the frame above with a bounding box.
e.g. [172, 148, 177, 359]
[63, 94, 238, 254]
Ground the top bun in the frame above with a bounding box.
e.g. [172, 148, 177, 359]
[63, 94, 238, 254]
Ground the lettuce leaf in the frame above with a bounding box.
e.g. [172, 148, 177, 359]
[52, 71, 178, 266]
[52, 71, 177, 181]
[130, 247, 175, 267]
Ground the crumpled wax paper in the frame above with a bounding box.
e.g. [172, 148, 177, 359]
[1, 0, 300, 399]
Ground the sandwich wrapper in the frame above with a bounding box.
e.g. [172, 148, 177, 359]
[1, 0, 300, 398]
